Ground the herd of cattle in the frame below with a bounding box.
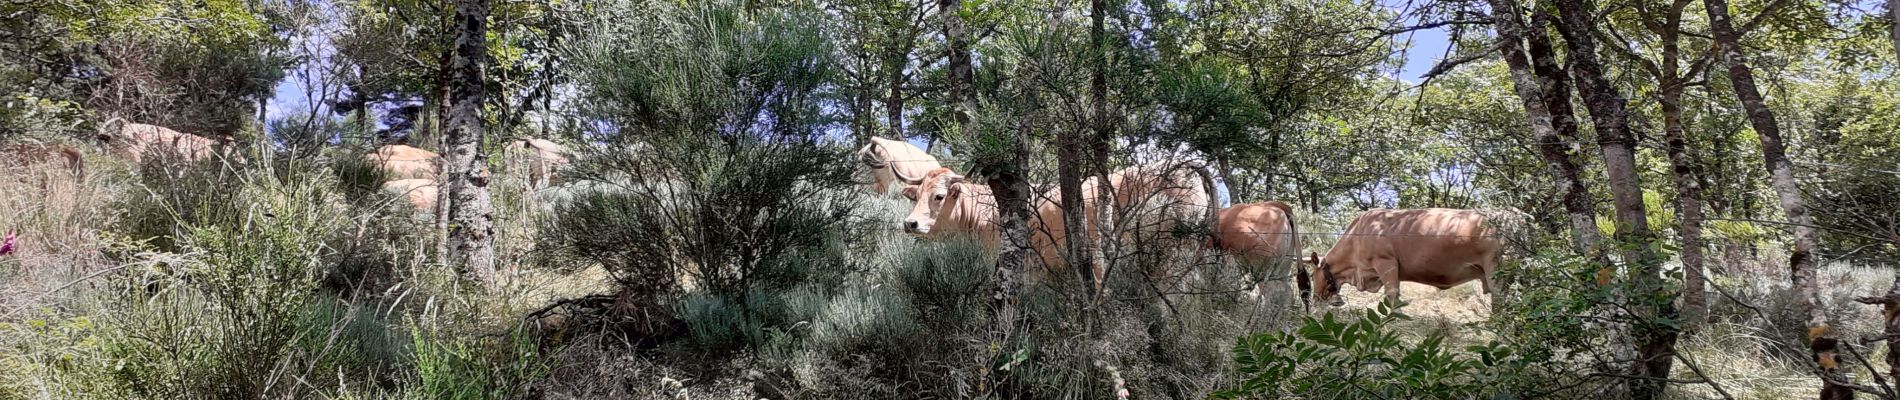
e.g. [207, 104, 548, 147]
[859, 137, 1518, 307]
[2, 121, 1516, 307]
[6, 121, 573, 214]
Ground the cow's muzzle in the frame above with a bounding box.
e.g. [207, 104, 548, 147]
[903, 220, 922, 234]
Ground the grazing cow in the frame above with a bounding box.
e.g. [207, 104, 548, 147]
[858, 136, 941, 196]
[507, 137, 570, 189]
[98, 122, 237, 163]
[366, 144, 440, 180]
[1300, 208, 1520, 307]
[381, 178, 438, 213]
[902, 161, 1219, 284]
[1212, 201, 1300, 272]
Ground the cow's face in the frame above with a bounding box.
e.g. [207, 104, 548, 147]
[1308, 253, 1346, 306]
[902, 169, 961, 235]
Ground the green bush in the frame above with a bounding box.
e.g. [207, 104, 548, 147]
[408, 322, 545, 400]
[1215, 301, 1530, 399]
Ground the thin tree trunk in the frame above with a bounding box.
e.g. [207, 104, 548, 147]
[1645, 0, 1711, 327]
[1086, 0, 1113, 304]
[885, 44, 908, 138]
[1891, 0, 1900, 58]
[1703, 0, 1834, 396]
[1490, 0, 1600, 257]
[1550, 0, 1677, 396]
[1526, 10, 1603, 257]
[1661, 94, 1710, 327]
[441, 0, 497, 284]
[1855, 273, 1900, 393]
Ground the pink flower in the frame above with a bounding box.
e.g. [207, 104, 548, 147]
[0, 230, 16, 256]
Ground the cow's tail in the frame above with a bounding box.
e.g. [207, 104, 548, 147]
[1271, 201, 1307, 311]
[1185, 160, 1220, 239]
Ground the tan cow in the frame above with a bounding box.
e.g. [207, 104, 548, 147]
[858, 136, 941, 196]
[506, 137, 570, 189]
[902, 161, 1219, 285]
[1301, 208, 1521, 307]
[366, 144, 440, 180]
[1211, 201, 1301, 303]
[381, 178, 438, 213]
[1213, 201, 1300, 269]
[99, 122, 237, 163]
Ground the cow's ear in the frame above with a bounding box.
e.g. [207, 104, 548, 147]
[901, 185, 920, 201]
[1308, 252, 1320, 264]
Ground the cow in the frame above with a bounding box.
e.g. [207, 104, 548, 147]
[98, 122, 237, 163]
[857, 136, 941, 196]
[381, 178, 438, 213]
[1211, 201, 1301, 299]
[366, 144, 440, 180]
[902, 161, 1219, 285]
[506, 137, 570, 190]
[1299, 208, 1521, 307]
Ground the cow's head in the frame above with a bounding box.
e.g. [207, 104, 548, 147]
[902, 168, 963, 235]
[1301, 252, 1346, 307]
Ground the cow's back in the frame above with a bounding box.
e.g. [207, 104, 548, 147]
[860, 137, 940, 194]
[1329, 208, 1502, 288]
[111, 123, 226, 163]
[368, 145, 440, 180]
[1215, 201, 1298, 266]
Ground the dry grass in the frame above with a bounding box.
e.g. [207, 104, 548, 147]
[0, 147, 122, 319]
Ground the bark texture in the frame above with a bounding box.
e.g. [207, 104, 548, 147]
[1703, 0, 1832, 394]
[1086, 0, 1114, 302]
[1489, 0, 1600, 257]
[441, 0, 497, 284]
[1550, 0, 1677, 396]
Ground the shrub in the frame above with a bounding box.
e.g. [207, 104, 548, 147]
[408, 320, 545, 400]
[1214, 300, 1532, 399]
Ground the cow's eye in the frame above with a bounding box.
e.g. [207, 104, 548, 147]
[933, 194, 944, 201]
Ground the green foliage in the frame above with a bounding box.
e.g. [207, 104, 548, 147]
[0, 0, 290, 135]
[408, 323, 544, 400]
[71, 155, 403, 398]
[1215, 301, 1529, 399]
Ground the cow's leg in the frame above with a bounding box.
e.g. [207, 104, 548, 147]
[1479, 254, 1504, 310]
[1376, 257, 1401, 304]
[1477, 268, 1495, 311]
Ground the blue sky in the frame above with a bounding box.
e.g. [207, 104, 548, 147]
[1396, 25, 1453, 82]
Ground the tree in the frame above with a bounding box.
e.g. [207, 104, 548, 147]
[1600, 0, 1717, 325]
[1703, 0, 1835, 395]
[1485, 0, 1603, 259]
[1549, 0, 1676, 395]
[440, 0, 497, 283]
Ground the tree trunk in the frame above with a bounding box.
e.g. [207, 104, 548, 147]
[1661, 94, 1710, 327]
[1856, 273, 1900, 393]
[1086, 0, 1113, 303]
[441, 0, 497, 284]
[1550, 0, 1677, 396]
[1490, 0, 1600, 258]
[1526, 10, 1603, 258]
[1891, 0, 1900, 59]
[1645, 0, 1712, 328]
[1704, 0, 1833, 394]
[885, 44, 908, 138]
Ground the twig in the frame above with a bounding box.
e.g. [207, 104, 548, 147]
[1672, 352, 1738, 400]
